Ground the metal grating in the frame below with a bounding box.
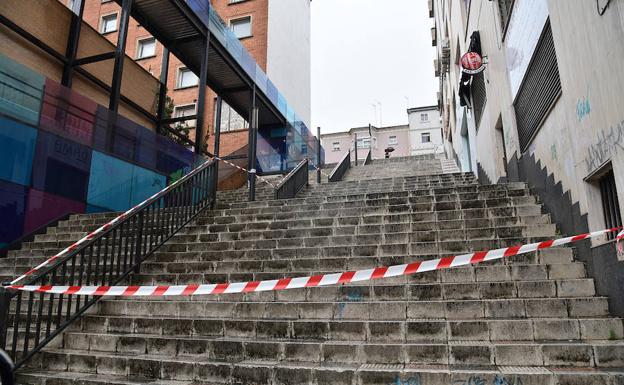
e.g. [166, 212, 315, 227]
[472, 72, 487, 130]
[599, 169, 623, 240]
[514, 20, 561, 152]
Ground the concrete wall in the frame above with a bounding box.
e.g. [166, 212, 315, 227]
[321, 133, 352, 164]
[408, 108, 443, 155]
[267, 0, 311, 128]
[374, 127, 411, 159]
[434, 0, 624, 313]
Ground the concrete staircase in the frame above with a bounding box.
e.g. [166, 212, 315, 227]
[2, 156, 624, 384]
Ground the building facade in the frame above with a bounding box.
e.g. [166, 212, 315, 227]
[407, 105, 444, 156]
[75, 0, 311, 155]
[321, 125, 413, 164]
[432, 0, 624, 312]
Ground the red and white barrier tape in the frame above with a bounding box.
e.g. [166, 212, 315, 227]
[211, 155, 276, 188]
[6, 227, 622, 296]
[8, 158, 216, 286]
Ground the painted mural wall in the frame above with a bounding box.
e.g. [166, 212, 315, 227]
[0, 54, 199, 250]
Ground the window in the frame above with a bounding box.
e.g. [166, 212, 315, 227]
[599, 169, 622, 240]
[67, 0, 80, 14]
[332, 142, 340, 152]
[388, 135, 398, 146]
[422, 133, 431, 143]
[176, 67, 198, 89]
[216, 99, 248, 132]
[514, 20, 561, 151]
[420, 113, 429, 122]
[136, 38, 156, 59]
[100, 14, 117, 34]
[173, 104, 196, 128]
[357, 138, 371, 149]
[230, 16, 252, 39]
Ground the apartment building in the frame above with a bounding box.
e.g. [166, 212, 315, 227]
[75, 0, 311, 155]
[432, 0, 624, 312]
[407, 105, 443, 156]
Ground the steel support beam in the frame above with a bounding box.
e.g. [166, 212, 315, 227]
[211, 96, 223, 208]
[156, 48, 170, 135]
[248, 86, 258, 201]
[354, 132, 358, 166]
[73, 52, 116, 66]
[109, 0, 133, 112]
[61, 0, 85, 87]
[194, 33, 211, 154]
[317, 127, 322, 184]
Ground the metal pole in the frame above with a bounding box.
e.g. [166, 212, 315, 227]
[156, 48, 170, 135]
[248, 86, 258, 201]
[0, 288, 10, 350]
[108, 0, 133, 112]
[61, 0, 85, 87]
[211, 96, 223, 208]
[316, 127, 321, 184]
[354, 132, 358, 166]
[194, 33, 211, 155]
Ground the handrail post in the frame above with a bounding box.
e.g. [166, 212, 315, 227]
[0, 348, 14, 385]
[354, 133, 358, 166]
[248, 86, 258, 202]
[0, 288, 10, 350]
[211, 96, 223, 209]
[133, 211, 144, 274]
[316, 127, 322, 184]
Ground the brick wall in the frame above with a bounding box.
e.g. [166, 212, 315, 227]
[76, 0, 270, 155]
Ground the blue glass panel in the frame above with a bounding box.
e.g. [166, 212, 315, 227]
[0, 53, 45, 126]
[31, 131, 92, 201]
[254, 65, 268, 94]
[187, 0, 210, 27]
[226, 32, 243, 63]
[130, 165, 166, 207]
[267, 80, 278, 106]
[24, 189, 85, 234]
[155, 135, 195, 177]
[277, 93, 287, 116]
[0, 117, 37, 186]
[286, 105, 295, 126]
[208, 8, 228, 45]
[86, 204, 109, 214]
[241, 50, 256, 78]
[39, 79, 97, 146]
[93, 107, 158, 171]
[87, 151, 133, 212]
[0, 179, 28, 244]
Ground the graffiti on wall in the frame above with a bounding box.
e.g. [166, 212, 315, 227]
[584, 119, 624, 175]
[576, 95, 591, 121]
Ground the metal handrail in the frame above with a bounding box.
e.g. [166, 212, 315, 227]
[0, 158, 217, 369]
[328, 150, 351, 182]
[275, 158, 309, 199]
[364, 149, 372, 165]
[0, 350, 14, 385]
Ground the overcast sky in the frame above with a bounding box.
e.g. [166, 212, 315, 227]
[311, 0, 438, 134]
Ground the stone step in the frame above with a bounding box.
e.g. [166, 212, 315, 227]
[16, 364, 624, 385]
[69, 316, 623, 342]
[27, 339, 624, 368]
[92, 297, 610, 320]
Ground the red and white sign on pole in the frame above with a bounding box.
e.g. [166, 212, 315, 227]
[461, 52, 485, 75]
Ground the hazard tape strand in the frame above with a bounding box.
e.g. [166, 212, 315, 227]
[6, 227, 622, 296]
